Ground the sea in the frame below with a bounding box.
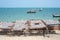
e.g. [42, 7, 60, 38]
[0, 8, 60, 22]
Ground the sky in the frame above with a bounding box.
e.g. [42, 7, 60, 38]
[0, 0, 60, 7]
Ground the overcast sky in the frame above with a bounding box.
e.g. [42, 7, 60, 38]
[0, 0, 60, 7]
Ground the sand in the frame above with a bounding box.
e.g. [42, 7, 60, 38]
[0, 30, 60, 40]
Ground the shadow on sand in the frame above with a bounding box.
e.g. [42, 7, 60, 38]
[0, 30, 60, 38]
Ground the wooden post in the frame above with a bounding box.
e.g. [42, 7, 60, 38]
[41, 20, 49, 37]
[58, 19, 60, 30]
[24, 20, 31, 36]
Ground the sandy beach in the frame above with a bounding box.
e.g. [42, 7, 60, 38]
[0, 30, 60, 40]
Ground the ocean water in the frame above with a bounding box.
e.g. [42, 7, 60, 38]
[0, 8, 60, 22]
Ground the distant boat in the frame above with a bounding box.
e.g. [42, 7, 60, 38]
[27, 8, 43, 14]
[27, 9, 36, 13]
[39, 8, 43, 12]
[53, 15, 60, 17]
